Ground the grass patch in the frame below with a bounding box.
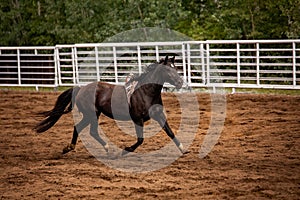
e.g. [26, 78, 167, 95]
[232, 88, 300, 95]
[0, 86, 71, 92]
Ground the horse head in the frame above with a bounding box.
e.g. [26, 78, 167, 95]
[130, 56, 183, 90]
[158, 56, 183, 89]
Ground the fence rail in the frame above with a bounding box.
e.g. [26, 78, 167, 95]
[1, 40, 299, 90]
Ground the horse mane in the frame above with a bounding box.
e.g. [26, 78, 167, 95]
[127, 57, 171, 83]
[127, 62, 160, 83]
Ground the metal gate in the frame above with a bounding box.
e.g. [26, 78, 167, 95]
[1, 40, 299, 90]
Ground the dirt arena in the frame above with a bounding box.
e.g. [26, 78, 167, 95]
[0, 89, 299, 199]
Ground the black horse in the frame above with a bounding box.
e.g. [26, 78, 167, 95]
[35, 56, 187, 155]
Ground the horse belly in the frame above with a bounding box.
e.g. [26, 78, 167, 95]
[103, 101, 131, 121]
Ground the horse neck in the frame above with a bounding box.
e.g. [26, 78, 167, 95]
[136, 69, 164, 97]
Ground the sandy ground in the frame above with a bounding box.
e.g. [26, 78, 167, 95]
[0, 90, 299, 199]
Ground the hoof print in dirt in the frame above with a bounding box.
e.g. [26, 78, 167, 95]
[182, 150, 191, 155]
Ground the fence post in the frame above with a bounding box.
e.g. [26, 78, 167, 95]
[71, 47, 76, 85]
[74, 46, 79, 85]
[56, 47, 62, 86]
[54, 47, 58, 87]
[206, 43, 210, 85]
[256, 42, 260, 86]
[95, 46, 100, 82]
[292, 42, 296, 87]
[17, 48, 21, 86]
[200, 43, 206, 85]
[187, 43, 191, 86]
[34, 48, 40, 91]
[113, 46, 118, 83]
[137, 45, 142, 75]
[155, 45, 159, 62]
[181, 43, 187, 85]
[236, 43, 240, 86]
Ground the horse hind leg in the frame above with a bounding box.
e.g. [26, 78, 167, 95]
[62, 117, 89, 154]
[89, 116, 109, 153]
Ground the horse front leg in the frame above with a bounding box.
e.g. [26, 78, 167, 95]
[162, 121, 188, 154]
[122, 120, 144, 155]
[149, 106, 188, 154]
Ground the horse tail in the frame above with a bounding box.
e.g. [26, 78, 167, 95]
[34, 86, 80, 133]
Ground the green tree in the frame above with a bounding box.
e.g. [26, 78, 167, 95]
[177, 0, 300, 40]
[0, 0, 299, 46]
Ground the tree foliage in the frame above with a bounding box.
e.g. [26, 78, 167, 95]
[0, 0, 299, 46]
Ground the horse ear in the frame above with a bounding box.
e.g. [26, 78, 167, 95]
[171, 56, 175, 63]
[164, 55, 168, 65]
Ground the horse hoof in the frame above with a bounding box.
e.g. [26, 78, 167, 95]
[103, 143, 109, 153]
[121, 147, 133, 156]
[121, 150, 129, 156]
[62, 148, 70, 154]
[62, 144, 75, 154]
[125, 147, 134, 152]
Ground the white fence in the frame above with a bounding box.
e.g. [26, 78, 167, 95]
[0, 46, 57, 88]
[1, 40, 299, 90]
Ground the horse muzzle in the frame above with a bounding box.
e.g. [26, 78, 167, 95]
[175, 79, 183, 89]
